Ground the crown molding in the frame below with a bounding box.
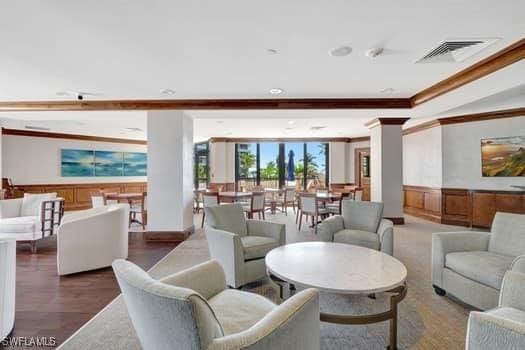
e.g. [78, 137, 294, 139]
[1, 128, 147, 145]
[365, 117, 410, 129]
[411, 38, 525, 106]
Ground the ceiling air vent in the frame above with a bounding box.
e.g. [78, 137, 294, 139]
[310, 126, 327, 131]
[25, 125, 51, 131]
[416, 38, 499, 63]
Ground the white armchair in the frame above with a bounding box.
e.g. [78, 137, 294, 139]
[0, 193, 64, 253]
[318, 200, 394, 255]
[0, 239, 16, 342]
[57, 204, 129, 275]
[467, 266, 525, 349]
[113, 259, 320, 350]
[204, 203, 286, 288]
[432, 212, 525, 310]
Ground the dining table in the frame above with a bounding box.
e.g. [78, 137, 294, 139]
[264, 188, 284, 214]
[218, 191, 253, 203]
[105, 192, 145, 226]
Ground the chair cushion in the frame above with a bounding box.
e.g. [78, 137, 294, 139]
[488, 212, 525, 257]
[21, 193, 57, 217]
[240, 235, 280, 260]
[208, 289, 276, 335]
[486, 307, 525, 324]
[445, 251, 515, 289]
[205, 204, 248, 237]
[0, 216, 40, 233]
[333, 229, 380, 250]
[341, 201, 383, 233]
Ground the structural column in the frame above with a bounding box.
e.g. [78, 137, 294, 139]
[365, 118, 409, 224]
[146, 111, 194, 241]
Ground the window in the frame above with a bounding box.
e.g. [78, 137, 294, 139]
[235, 141, 328, 191]
[194, 142, 209, 189]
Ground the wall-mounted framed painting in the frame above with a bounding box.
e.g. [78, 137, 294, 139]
[94, 151, 124, 176]
[123, 152, 147, 176]
[481, 136, 525, 177]
[61, 149, 95, 177]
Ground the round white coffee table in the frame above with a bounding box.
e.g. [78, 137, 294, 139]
[266, 242, 407, 350]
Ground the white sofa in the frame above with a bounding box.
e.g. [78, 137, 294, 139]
[57, 204, 129, 275]
[0, 239, 16, 341]
[0, 193, 64, 253]
[113, 259, 320, 350]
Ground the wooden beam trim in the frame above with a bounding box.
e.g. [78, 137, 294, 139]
[411, 39, 525, 106]
[0, 98, 412, 112]
[365, 117, 410, 128]
[2, 128, 147, 145]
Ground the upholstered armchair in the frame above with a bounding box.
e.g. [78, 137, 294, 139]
[432, 212, 525, 310]
[204, 203, 286, 288]
[0, 193, 64, 253]
[0, 239, 16, 341]
[467, 263, 525, 349]
[318, 200, 393, 255]
[113, 259, 320, 350]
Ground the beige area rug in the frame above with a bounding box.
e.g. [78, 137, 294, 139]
[59, 214, 474, 350]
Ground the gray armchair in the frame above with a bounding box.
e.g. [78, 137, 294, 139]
[113, 259, 320, 350]
[467, 265, 525, 349]
[318, 200, 394, 255]
[204, 204, 286, 288]
[432, 212, 525, 310]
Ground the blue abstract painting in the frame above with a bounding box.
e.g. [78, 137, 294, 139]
[124, 152, 147, 176]
[95, 151, 124, 176]
[61, 149, 95, 177]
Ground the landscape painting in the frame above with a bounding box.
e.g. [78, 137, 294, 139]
[481, 136, 525, 177]
[61, 149, 95, 177]
[94, 151, 124, 176]
[123, 152, 147, 176]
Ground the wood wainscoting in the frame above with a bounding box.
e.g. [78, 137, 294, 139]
[12, 182, 147, 211]
[404, 186, 525, 228]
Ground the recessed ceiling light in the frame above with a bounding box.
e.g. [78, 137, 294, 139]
[365, 47, 384, 58]
[380, 88, 395, 94]
[216, 120, 224, 124]
[287, 120, 295, 125]
[285, 127, 294, 130]
[310, 126, 327, 131]
[160, 88, 176, 95]
[267, 48, 278, 54]
[329, 46, 352, 57]
[269, 88, 284, 95]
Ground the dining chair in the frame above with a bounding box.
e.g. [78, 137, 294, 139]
[193, 190, 204, 213]
[91, 195, 105, 208]
[201, 191, 220, 228]
[101, 192, 119, 206]
[275, 187, 296, 215]
[354, 189, 364, 201]
[243, 192, 265, 220]
[298, 193, 328, 234]
[325, 195, 343, 216]
[130, 192, 147, 229]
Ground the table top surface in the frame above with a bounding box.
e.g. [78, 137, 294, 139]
[266, 242, 407, 294]
[106, 193, 144, 200]
[218, 191, 253, 198]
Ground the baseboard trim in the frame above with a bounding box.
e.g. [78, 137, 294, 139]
[385, 217, 405, 225]
[145, 225, 194, 242]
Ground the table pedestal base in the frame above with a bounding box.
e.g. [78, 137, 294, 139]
[269, 273, 407, 350]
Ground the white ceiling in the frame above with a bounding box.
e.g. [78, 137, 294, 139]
[0, 1, 524, 140]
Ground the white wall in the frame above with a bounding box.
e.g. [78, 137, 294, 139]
[347, 140, 371, 183]
[329, 142, 347, 183]
[209, 141, 235, 183]
[2, 135, 147, 185]
[442, 116, 525, 190]
[403, 127, 442, 188]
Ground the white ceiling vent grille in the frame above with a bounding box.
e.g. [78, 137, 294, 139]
[417, 38, 499, 63]
[25, 125, 51, 131]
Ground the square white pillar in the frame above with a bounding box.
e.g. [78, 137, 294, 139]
[366, 118, 409, 224]
[146, 110, 194, 240]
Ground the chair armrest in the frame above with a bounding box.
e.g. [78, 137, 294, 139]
[467, 310, 525, 350]
[246, 220, 286, 246]
[377, 219, 394, 256]
[432, 231, 490, 288]
[499, 271, 525, 310]
[318, 215, 344, 242]
[204, 226, 245, 287]
[161, 260, 227, 300]
[207, 289, 320, 350]
[0, 198, 23, 219]
[511, 255, 525, 274]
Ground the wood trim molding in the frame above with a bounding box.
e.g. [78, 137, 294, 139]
[348, 136, 370, 143]
[0, 98, 411, 112]
[385, 217, 405, 225]
[365, 117, 410, 128]
[411, 38, 525, 106]
[209, 137, 356, 143]
[145, 226, 194, 242]
[2, 128, 147, 145]
[403, 107, 525, 135]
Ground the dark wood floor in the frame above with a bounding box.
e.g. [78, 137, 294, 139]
[8, 233, 177, 348]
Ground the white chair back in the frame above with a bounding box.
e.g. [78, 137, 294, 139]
[300, 194, 316, 213]
[203, 192, 219, 207]
[91, 196, 105, 208]
[354, 190, 363, 201]
[252, 192, 265, 211]
[285, 188, 296, 201]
